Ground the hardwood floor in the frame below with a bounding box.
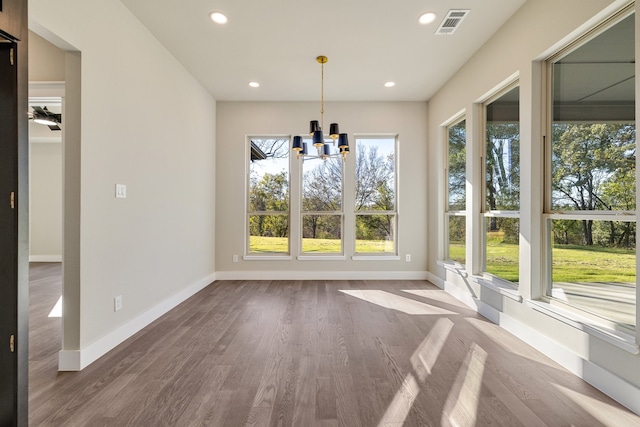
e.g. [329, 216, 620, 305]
[29, 263, 640, 426]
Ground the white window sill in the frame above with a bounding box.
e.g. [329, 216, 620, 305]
[438, 260, 521, 302]
[474, 274, 522, 302]
[438, 260, 468, 277]
[526, 299, 639, 354]
[352, 255, 401, 261]
[243, 255, 293, 261]
[297, 255, 346, 261]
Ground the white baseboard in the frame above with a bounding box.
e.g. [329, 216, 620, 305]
[29, 255, 62, 262]
[58, 272, 216, 371]
[214, 270, 430, 281]
[439, 275, 640, 416]
[425, 271, 445, 289]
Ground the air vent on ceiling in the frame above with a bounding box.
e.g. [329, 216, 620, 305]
[435, 9, 470, 35]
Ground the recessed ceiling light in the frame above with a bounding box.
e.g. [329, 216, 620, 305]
[384, 82, 396, 88]
[418, 12, 437, 25]
[249, 82, 260, 88]
[209, 11, 228, 24]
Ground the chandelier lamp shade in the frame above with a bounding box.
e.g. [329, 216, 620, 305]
[292, 56, 349, 161]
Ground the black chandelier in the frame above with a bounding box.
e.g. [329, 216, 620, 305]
[292, 56, 349, 161]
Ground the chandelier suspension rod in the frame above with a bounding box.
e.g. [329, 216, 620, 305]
[320, 56, 325, 131]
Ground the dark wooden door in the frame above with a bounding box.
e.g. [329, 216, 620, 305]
[0, 1, 29, 425]
[0, 39, 18, 426]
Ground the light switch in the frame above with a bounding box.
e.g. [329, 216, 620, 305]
[115, 184, 127, 199]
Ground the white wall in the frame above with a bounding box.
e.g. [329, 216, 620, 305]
[216, 101, 428, 279]
[427, 0, 640, 414]
[29, 139, 62, 260]
[30, 0, 217, 369]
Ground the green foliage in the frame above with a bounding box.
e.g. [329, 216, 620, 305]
[249, 170, 289, 239]
[486, 123, 520, 211]
[552, 123, 636, 247]
[448, 121, 466, 210]
[303, 158, 342, 212]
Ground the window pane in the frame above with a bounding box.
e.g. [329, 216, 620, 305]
[551, 15, 635, 212]
[551, 123, 636, 212]
[355, 214, 396, 253]
[355, 138, 396, 211]
[249, 139, 289, 212]
[486, 87, 520, 211]
[448, 120, 466, 210]
[302, 157, 342, 211]
[485, 217, 519, 283]
[302, 215, 342, 253]
[550, 219, 636, 328]
[249, 214, 289, 253]
[447, 215, 466, 264]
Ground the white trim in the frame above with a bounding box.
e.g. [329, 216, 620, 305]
[30, 136, 62, 144]
[29, 255, 62, 262]
[215, 270, 430, 281]
[527, 299, 639, 354]
[57, 272, 216, 371]
[474, 275, 522, 302]
[243, 255, 293, 261]
[425, 270, 445, 289]
[439, 273, 640, 416]
[544, 212, 636, 222]
[29, 81, 65, 98]
[438, 260, 469, 277]
[58, 350, 82, 371]
[297, 255, 346, 261]
[351, 255, 401, 261]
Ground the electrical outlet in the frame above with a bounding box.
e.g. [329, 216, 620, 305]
[115, 184, 127, 199]
[406, 254, 411, 262]
[232, 254, 239, 263]
[114, 295, 123, 312]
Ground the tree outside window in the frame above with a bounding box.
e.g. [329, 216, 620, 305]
[547, 12, 636, 329]
[355, 137, 397, 254]
[247, 138, 290, 254]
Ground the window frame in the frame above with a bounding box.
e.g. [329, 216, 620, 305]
[353, 135, 399, 256]
[542, 8, 636, 331]
[245, 135, 292, 257]
[444, 116, 467, 265]
[299, 136, 345, 257]
[481, 81, 521, 285]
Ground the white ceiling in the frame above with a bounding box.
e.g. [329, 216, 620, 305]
[120, 0, 527, 101]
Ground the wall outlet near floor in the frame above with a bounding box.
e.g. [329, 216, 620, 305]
[115, 183, 127, 199]
[114, 295, 123, 312]
[232, 254, 238, 263]
[406, 254, 411, 262]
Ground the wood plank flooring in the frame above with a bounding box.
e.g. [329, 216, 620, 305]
[28, 263, 640, 426]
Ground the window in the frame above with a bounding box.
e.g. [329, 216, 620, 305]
[301, 138, 343, 254]
[484, 85, 520, 283]
[446, 119, 466, 264]
[354, 136, 397, 254]
[247, 137, 290, 254]
[546, 12, 635, 329]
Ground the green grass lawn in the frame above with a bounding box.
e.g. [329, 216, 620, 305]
[449, 233, 635, 284]
[253, 234, 635, 285]
[250, 236, 394, 254]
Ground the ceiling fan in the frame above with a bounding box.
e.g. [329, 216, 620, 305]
[30, 106, 62, 131]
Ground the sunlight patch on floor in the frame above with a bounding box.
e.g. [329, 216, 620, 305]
[378, 318, 454, 426]
[377, 374, 420, 426]
[339, 290, 457, 315]
[442, 343, 487, 427]
[411, 318, 454, 380]
[48, 296, 62, 318]
[402, 289, 468, 309]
